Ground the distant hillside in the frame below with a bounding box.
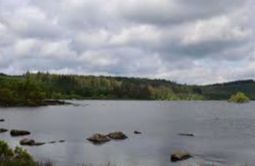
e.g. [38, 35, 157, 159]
[200, 80, 255, 100]
[0, 72, 254, 106]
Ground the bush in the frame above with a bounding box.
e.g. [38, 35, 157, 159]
[0, 140, 51, 166]
[229, 92, 250, 103]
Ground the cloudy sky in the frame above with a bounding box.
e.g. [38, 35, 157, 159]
[0, 0, 254, 84]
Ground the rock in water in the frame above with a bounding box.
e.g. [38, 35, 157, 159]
[107, 131, 128, 140]
[0, 119, 5, 122]
[20, 138, 45, 146]
[44, 99, 70, 105]
[10, 129, 30, 137]
[20, 138, 35, 146]
[178, 133, 194, 137]
[87, 134, 110, 144]
[33, 142, 45, 146]
[0, 128, 8, 133]
[134, 130, 142, 134]
[171, 151, 192, 162]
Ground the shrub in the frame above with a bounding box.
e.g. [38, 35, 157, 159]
[229, 92, 250, 103]
[0, 140, 47, 166]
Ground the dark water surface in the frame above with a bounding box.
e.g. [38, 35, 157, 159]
[1, 100, 255, 166]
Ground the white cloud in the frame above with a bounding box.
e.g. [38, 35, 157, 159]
[182, 16, 251, 45]
[14, 39, 37, 56]
[110, 25, 160, 46]
[0, 0, 253, 84]
[79, 51, 118, 67]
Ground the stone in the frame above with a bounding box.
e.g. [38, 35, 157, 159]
[171, 151, 192, 162]
[87, 133, 110, 144]
[134, 130, 142, 134]
[20, 138, 45, 146]
[10, 129, 30, 137]
[49, 141, 56, 144]
[0, 128, 8, 133]
[107, 131, 128, 140]
[178, 133, 194, 137]
[20, 138, 35, 146]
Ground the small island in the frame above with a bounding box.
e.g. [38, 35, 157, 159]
[229, 92, 250, 104]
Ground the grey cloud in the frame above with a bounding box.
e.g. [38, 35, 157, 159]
[119, 0, 245, 25]
[0, 0, 253, 84]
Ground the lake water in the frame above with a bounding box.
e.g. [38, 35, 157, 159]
[1, 100, 255, 166]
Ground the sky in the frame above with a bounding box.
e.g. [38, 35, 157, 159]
[0, 0, 254, 84]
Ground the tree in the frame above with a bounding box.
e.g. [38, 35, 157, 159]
[229, 92, 250, 103]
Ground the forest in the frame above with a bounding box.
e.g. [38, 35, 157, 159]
[0, 72, 254, 106]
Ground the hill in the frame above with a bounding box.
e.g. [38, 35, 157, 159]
[0, 72, 254, 106]
[200, 80, 255, 100]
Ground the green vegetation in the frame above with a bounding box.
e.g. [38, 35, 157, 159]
[0, 140, 49, 166]
[229, 92, 250, 103]
[200, 80, 255, 100]
[0, 73, 46, 106]
[0, 72, 205, 106]
[0, 72, 254, 106]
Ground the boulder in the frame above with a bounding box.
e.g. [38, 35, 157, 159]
[107, 131, 128, 140]
[59, 140, 65, 143]
[0, 128, 8, 133]
[0, 119, 5, 122]
[10, 129, 30, 137]
[20, 138, 35, 146]
[134, 130, 142, 134]
[171, 151, 192, 162]
[178, 133, 194, 137]
[87, 133, 110, 144]
[20, 138, 45, 146]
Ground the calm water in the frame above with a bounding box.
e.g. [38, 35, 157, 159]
[1, 100, 255, 166]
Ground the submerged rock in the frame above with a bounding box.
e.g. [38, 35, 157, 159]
[10, 129, 30, 137]
[44, 99, 71, 105]
[178, 133, 194, 137]
[134, 130, 142, 134]
[0, 128, 8, 133]
[33, 142, 45, 146]
[87, 133, 110, 144]
[58, 140, 65, 143]
[107, 131, 128, 140]
[0, 119, 5, 122]
[171, 151, 192, 162]
[48, 141, 56, 144]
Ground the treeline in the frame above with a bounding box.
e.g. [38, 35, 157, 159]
[200, 80, 255, 100]
[0, 72, 204, 106]
[0, 74, 45, 106]
[0, 72, 254, 106]
[29, 72, 204, 100]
